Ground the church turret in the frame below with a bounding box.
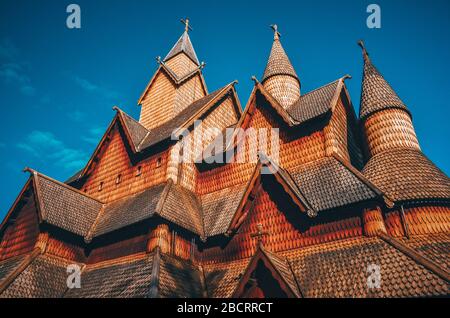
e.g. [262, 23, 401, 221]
[138, 18, 207, 130]
[262, 25, 300, 108]
[358, 40, 420, 158]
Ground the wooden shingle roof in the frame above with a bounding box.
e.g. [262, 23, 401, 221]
[262, 36, 298, 84]
[289, 155, 384, 212]
[358, 40, 410, 120]
[363, 148, 450, 203]
[204, 235, 450, 298]
[164, 31, 200, 66]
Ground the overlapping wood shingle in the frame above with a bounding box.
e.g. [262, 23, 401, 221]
[0, 254, 75, 298]
[92, 184, 166, 237]
[289, 156, 382, 212]
[358, 41, 410, 120]
[363, 149, 450, 203]
[33, 172, 103, 238]
[262, 36, 298, 83]
[164, 31, 200, 66]
[283, 236, 449, 297]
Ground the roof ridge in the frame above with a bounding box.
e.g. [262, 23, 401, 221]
[85, 252, 149, 270]
[148, 247, 161, 298]
[24, 168, 104, 204]
[298, 77, 342, 97]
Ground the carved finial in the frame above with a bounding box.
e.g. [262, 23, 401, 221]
[156, 56, 161, 63]
[357, 40, 370, 62]
[251, 75, 259, 84]
[180, 18, 192, 33]
[112, 106, 120, 112]
[343, 74, 352, 80]
[250, 223, 269, 247]
[22, 167, 36, 175]
[200, 61, 206, 69]
[270, 24, 281, 40]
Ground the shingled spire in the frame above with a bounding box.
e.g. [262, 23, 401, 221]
[164, 18, 200, 66]
[262, 25, 300, 108]
[358, 40, 410, 120]
[138, 19, 208, 130]
[358, 40, 420, 158]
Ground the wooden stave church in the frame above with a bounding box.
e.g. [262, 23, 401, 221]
[0, 21, 449, 298]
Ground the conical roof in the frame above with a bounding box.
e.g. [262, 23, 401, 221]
[262, 26, 299, 83]
[359, 40, 410, 120]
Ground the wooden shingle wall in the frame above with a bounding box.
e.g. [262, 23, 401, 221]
[165, 53, 198, 78]
[201, 188, 363, 264]
[364, 109, 420, 157]
[139, 71, 177, 130]
[46, 235, 86, 263]
[139, 54, 206, 130]
[263, 75, 300, 109]
[83, 125, 168, 203]
[0, 194, 39, 261]
[324, 97, 351, 162]
[197, 99, 328, 194]
[179, 96, 239, 191]
[87, 234, 148, 264]
[172, 73, 206, 118]
[385, 205, 450, 237]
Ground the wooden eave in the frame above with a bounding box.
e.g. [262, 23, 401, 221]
[199, 77, 348, 166]
[232, 245, 300, 298]
[226, 155, 315, 235]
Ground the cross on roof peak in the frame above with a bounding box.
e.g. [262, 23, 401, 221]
[250, 223, 269, 247]
[181, 18, 193, 33]
[270, 24, 281, 40]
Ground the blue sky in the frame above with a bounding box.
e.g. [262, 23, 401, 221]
[0, 0, 449, 217]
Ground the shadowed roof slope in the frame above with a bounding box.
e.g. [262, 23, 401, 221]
[363, 149, 450, 202]
[289, 156, 383, 212]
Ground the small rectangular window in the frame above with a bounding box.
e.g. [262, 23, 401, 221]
[98, 182, 103, 191]
[115, 174, 122, 185]
[156, 157, 162, 168]
[136, 166, 142, 177]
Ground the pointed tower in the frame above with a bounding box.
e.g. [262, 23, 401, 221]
[358, 40, 420, 158]
[262, 25, 300, 108]
[138, 18, 207, 130]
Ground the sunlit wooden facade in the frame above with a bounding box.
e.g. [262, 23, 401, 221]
[0, 23, 449, 298]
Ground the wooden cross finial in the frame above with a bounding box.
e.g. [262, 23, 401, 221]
[357, 40, 370, 62]
[270, 24, 281, 40]
[250, 223, 269, 246]
[181, 18, 193, 33]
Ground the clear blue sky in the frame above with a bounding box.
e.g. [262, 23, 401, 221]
[1, 0, 449, 217]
